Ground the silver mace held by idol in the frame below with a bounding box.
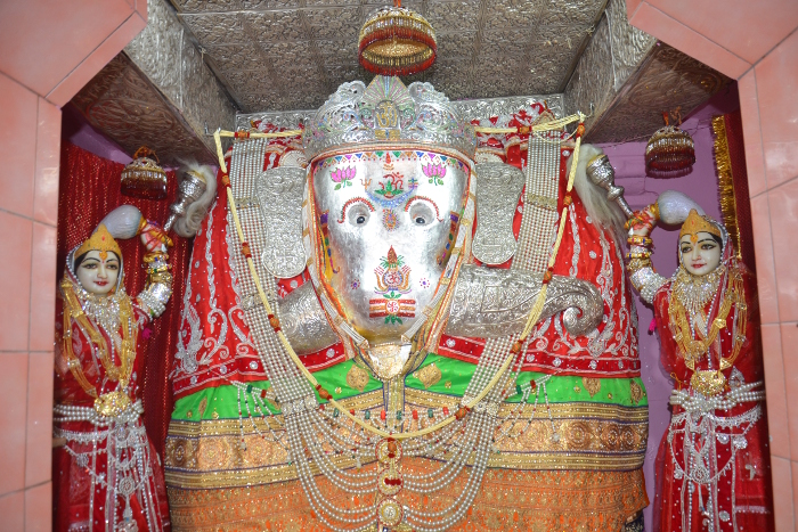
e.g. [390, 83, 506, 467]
[585, 154, 635, 218]
[586, 153, 706, 225]
[163, 170, 208, 233]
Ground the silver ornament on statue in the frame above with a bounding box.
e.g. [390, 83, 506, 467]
[585, 154, 634, 218]
[164, 170, 208, 233]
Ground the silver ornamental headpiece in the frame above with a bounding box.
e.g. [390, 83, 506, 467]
[303, 75, 477, 162]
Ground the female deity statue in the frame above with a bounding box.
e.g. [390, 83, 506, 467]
[53, 206, 173, 532]
[627, 205, 773, 531]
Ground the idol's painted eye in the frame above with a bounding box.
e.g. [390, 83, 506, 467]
[408, 202, 434, 227]
[680, 245, 692, 254]
[348, 203, 372, 227]
[700, 243, 717, 251]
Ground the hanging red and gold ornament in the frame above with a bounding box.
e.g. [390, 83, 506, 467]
[645, 108, 696, 176]
[120, 146, 169, 200]
[358, 0, 437, 77]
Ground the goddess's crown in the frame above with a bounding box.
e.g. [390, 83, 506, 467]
[303, 75, 477, 163]
[75, 224, 123, 260]
[679, 209, 722, 242]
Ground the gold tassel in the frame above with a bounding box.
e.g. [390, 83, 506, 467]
[712, 115, 741, 259]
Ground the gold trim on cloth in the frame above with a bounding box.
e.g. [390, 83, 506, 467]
[165, 399, 647, 489]
[712, 115, 741, 259]
[167, 459, 647, 532]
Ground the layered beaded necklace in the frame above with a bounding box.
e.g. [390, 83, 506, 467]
[213, 115, 584, 530]
[671, 264, 724, 322]
[668, 261, 747, 396]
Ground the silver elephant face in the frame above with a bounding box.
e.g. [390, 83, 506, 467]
[311, 149, 469, 345]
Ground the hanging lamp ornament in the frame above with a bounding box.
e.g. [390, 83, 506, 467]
[645, 109, 696, 176]
[121, 146, 168, 200]
[358, 0, 437, 77]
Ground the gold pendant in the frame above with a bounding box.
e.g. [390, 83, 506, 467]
[94, 390, 131, 417]
[684, 341, 705, 366]
[413, 362, 442, 389]
[346, 364, 371, 392]
[690, 370, 726, 397]
[376, 438, 404, 528]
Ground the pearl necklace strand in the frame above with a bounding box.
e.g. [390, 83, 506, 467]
[214, 114, 585, 530]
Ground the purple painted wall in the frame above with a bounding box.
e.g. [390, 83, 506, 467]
[61, 105, 133, 165]
[598, 82, 740, 529]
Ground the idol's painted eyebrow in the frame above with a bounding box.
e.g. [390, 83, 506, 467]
[404, 195, 442, 220]
[337, 197, 376, 223]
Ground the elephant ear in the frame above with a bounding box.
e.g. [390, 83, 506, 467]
[256, 166, 307, 279]
[471, 162, 525, 265]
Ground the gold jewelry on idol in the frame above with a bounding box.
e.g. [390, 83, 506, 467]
[668, 265, 747, 396]
[75, 224, 123, 261]
[679, 209, 722, 244]
[61, 277, 138, 417]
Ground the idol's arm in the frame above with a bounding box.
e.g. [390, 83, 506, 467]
[626, 203, 667, 304]
[135, 220, 173, 319]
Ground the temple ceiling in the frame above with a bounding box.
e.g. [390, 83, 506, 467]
[68, 0, 730, 163]
[167, 0, 609, 112]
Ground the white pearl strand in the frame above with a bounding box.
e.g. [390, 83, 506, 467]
[234, 384, 288, 451]
[405, 412, 493, 531]
[55, 398, 158, 531]
[229, 138, 565, 530]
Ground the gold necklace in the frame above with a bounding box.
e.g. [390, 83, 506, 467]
[61, 277, 138, 416]
[668, 266, 747, 396]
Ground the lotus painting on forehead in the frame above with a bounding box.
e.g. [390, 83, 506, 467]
[165, 75, 649, 532]
[330, 165, 356, 189]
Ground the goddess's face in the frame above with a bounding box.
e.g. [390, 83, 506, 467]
[311, 149, 468, 344]
[76, 250, 120, 295]
[679, 232, 722, 277]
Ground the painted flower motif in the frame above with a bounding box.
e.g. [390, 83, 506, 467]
[351, 279, 360, 290]
[419, 278, 431, 289]
[422, 163, 446, 186]
[331, 166, 356, 189]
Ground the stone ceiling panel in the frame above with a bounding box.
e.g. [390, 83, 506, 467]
[166, 0, 610, 112]
[180, 13, 246, 45]
[70, 54, 218, 165]
[425, 1, 482, 33]
[539, 0, 606, 26]
[315, 39, 360, 65]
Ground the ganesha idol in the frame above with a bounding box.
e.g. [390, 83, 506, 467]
[165, 76, 648, 531]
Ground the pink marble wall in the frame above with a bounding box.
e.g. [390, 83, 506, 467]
[0, 1, 146, 530]
[599, 85, 740, 528]
[628, 2, 798, 528]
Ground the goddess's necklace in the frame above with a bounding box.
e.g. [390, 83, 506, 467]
[671, 265, 724, 322]
[668, 265, 747, 396]
[61, 277, 138, 416]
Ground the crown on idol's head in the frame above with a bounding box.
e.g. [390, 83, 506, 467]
[75, 224, 123, 261]
[303, 75, 477, 163]
[679, 209, 722, 243]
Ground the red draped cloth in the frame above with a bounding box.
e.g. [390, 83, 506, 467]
[651, 263, 774, 532]
[54, 143, 192, 529]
